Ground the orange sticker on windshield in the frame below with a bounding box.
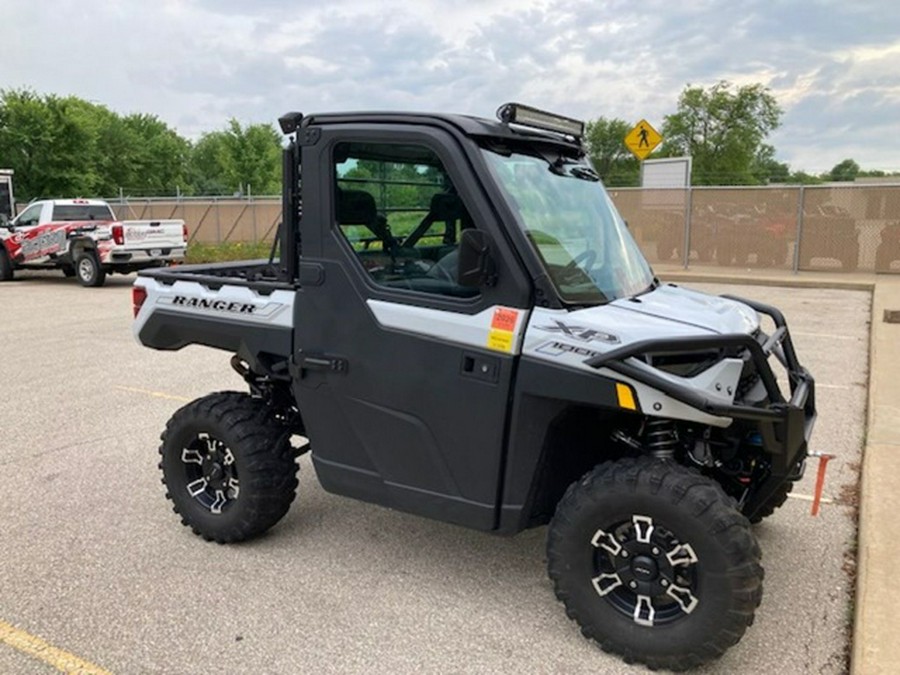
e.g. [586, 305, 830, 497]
[491, 307, 519, 332]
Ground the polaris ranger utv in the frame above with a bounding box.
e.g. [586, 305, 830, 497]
[132, 104, 815, 671]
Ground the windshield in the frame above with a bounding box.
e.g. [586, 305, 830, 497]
[482, 146, 654, 304]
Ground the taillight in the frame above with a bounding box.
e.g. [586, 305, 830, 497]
[132, 285, 147, 318]
[182, 224, 188, 242]
[112, 223, 124, 245]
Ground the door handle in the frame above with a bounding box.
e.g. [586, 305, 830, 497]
[294, 351, 348, 375]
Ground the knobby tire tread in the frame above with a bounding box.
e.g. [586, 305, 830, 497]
[159, 391, 299, 543]
[547, 456, 763, 672]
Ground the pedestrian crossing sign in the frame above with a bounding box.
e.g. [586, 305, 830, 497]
[624, 119, 662, 160]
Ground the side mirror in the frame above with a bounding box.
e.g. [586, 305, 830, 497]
[0, 214, 11, 230]
[458, 230, 497, 287]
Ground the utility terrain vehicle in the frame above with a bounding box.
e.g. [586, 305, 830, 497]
[132, 104, 815, 671]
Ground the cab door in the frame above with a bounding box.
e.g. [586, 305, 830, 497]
[292, 125, 532, 530]
[6, 203, 56, 263]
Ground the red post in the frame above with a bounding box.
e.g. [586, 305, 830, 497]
[810, 453, 836, 516]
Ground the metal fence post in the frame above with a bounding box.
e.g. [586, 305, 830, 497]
[250, 188, 257, 243]
[215, 198, 221, 244]
[682, 185, 693, 269]
[792, 185, 805, 273]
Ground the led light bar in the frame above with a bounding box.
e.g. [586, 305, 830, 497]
[496, 103, 585, 139]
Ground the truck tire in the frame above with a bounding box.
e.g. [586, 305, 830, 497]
[547, 456, 763, 671]
[75, 250, 106, 287]
[159, 391, 299, 543]
[0, 248, 13, 281]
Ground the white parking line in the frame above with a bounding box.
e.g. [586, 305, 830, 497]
[792, 331, 860, 341]
[787, 493, 836, 504]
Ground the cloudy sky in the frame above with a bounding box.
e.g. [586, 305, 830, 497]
[2, 0, 899, 174]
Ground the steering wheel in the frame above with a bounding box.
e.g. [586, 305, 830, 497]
[562, 249, 597, 277]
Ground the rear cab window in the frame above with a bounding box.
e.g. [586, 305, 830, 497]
[52, 204, 115, 221]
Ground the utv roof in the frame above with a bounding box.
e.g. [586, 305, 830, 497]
[293, 104, 585, 151]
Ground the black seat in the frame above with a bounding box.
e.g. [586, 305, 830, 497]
[336, 188, 395, 250]
[336, 188, 378, 227]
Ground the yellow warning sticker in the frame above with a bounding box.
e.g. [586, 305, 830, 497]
[487, 329, 514, 353]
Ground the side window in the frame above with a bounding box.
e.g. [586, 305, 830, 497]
[333, 141, 478, 299]
[14, 204, 42, 227]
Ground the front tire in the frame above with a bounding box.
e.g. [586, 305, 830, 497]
[547, 457, 763, 671]
[159, 392, 299, 543]
[75, 250, 106, 287]
[0, 248, 13, 281]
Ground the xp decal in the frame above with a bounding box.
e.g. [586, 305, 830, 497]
[535, 319, 620, 344]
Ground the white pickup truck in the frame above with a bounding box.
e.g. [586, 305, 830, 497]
[0, 198, 187, 286]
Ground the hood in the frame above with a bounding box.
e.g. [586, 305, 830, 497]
[607, 284, 759, 336]
[524, 284, 759, 359]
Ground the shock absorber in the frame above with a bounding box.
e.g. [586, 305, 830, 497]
[643, 418, 679, 459]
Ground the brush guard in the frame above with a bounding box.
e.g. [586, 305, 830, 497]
[584, 295, 816, 521]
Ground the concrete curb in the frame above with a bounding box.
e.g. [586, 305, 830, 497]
[654, 263, 876, 291]
[851, 276, 900, 674]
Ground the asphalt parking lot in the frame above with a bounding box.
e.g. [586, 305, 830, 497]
[0, 271, 867, 674]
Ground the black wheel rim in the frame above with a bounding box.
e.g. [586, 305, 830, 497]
[180, 432, 240, 514]
[590, 515, 700, 627]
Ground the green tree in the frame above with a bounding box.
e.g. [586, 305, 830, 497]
[661, 81, 782, 185]
[0, 90, 101, 200]
[119, 114, 191, 195]
[751, 143, 790, 184]
[584, 117, 640, 186]
[788, 171, 823, 185]
[0, 89, 192, 200]
[189, 119, 281, 196]
[828, 158, 860, 182]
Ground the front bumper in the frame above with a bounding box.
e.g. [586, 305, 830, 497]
[583, 295, 816, 519]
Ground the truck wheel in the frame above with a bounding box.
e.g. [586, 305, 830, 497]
[547, 456, 762, 671]
[0, 248, 13, 281]
[75, 251, 106, 287]
[159, 391, 299, 543]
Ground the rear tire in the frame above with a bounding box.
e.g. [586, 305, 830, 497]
[0, 248, 13, 281]
[547, 456, 763, 671]
[159, 391, 299, 543]
[75, 250, 106, 287]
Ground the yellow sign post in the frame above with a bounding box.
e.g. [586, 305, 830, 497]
[624, 119, 662, 160]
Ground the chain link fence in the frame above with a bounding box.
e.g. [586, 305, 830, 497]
[609, 183, 900, 273]
[108, 196, 283, 245]
[80, 183, 900, 273]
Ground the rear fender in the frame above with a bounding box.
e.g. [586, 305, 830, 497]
[68, 236, 98, 262]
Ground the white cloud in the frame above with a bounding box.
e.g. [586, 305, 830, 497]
[1, 0, 899, 173]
